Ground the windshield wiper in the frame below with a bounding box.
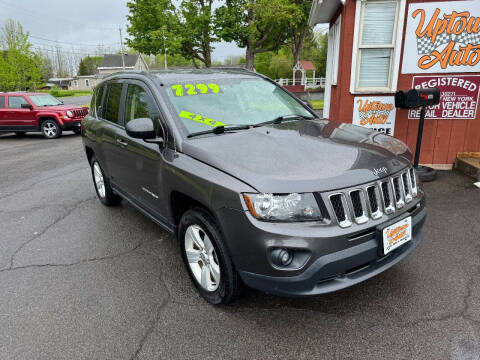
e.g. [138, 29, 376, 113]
[187, 124, 252, 138]
[254, 114, 316, 127]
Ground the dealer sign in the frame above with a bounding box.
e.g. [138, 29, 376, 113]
[402, 1, 480, 74]
[353, 96, 396, 136]
[408, 75, 480, 120]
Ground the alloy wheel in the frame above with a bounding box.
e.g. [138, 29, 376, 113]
[93, 162, 106, 198]
[184, 224, 221, 292]
[43, 122, 58, 138]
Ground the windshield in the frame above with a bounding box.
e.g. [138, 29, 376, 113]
[162, 78, 313, 135]
[28, 94, 63, 107]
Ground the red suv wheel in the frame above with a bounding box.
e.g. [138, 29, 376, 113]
[41, 119, 62, 139]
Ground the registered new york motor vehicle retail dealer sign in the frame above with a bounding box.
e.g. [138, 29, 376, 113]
[408, 75, 480, 120]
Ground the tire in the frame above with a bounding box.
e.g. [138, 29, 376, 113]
[179, 207, 241, 305]
[416, 165, 437, 182]
[90, 156, 122, 206]
[15, 132, 26, 137]
[73, 128, 81, 135]
[41, 119, 62, 139]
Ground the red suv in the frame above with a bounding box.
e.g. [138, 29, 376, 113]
[0, 92, 89, 139]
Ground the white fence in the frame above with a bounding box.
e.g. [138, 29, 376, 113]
[276, 77, 325, 89]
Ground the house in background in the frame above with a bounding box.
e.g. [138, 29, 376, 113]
[97, 54, 149, 75]
[46, 78, 74, 90]
[50, 54, 149, 91]
[71, 75, 98, 91]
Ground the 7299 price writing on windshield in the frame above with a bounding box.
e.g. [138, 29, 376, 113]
[171, 83, 221, 97]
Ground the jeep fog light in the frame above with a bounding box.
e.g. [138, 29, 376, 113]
[243, 193, 322, 222]
[272, 248, 293, 267]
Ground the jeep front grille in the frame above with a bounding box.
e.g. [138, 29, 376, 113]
[73, 109, 89, 118]
[329, 194, 352, 228]
[327, 167, 418, 228]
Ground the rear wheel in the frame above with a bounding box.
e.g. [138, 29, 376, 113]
[90, 156, 121, 206]
[41, 119, 62, 139]
[179, 208, 241, 305]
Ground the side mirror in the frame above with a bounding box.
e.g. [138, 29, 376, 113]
[126, 117, 163, 144]
[21, 103, 33, 110]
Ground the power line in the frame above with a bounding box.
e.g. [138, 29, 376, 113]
[30, 41, 120, 54]
[32, 46, 105, 57]
[29, 35, 120, 48]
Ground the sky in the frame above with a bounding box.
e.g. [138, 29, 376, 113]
[0, 0, 245, 61]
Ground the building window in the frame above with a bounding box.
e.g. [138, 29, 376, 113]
[355, 0, 400, 92]
[85, 79, 90, 87]
[73, 80, 78, 88]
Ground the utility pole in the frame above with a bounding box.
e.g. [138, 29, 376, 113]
[162, 27, 167, 70]
[119, 26, 126, 71]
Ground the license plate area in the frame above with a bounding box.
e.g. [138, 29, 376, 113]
[377, 216, 412, 256]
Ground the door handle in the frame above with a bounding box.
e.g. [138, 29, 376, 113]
[116, 138, 128, 147]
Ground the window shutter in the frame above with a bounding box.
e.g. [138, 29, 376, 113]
[361, 2, 397, 46]
[327, 16, 341, 85]
[358, 48, 392, 88]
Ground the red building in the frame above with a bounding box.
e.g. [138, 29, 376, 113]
[309, 0, 480, 168]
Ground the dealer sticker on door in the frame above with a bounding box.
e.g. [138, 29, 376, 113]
[382, 217, 412, 255]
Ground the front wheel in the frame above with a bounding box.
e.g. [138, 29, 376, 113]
[179, 208, 241, 305]
[41, 119, 62, 139]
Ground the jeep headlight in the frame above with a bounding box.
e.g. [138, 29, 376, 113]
[243, 193, 322, 222]
[66, 110, 73, 118]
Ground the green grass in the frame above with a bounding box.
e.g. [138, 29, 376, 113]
[310, 100, 324, 110]
[38, 89, 93, 98]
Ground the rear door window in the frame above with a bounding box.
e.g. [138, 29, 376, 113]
[103, 83, 123, 124]
[0, 96, 5, 108]
[93, 84, 105, 117]
[8, 96, 29, 109]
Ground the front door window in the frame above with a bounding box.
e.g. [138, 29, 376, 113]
[8, 96, 30, 109]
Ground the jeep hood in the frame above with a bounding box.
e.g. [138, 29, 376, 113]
[182, 120, 412, 193]
[36, 105, 87, 112]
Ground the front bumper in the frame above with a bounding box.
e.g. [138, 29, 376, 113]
[61, 120, 82, 130]
[218, 200, 426, 297]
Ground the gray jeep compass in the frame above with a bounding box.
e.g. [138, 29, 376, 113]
[82, 69, 426, 305]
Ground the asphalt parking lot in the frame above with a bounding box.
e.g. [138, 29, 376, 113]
[1, 133, 480, 360]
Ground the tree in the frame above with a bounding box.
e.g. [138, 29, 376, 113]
[146, 53, 192, 68]
[0, 20, 43, 91]
[177, 0, 216, 67]
[78, 56, 103, 75]
[215, 0, 301, 70]
[287, 0, 312, 65]
[304, 31, 327, 77]
[251, 28, 327, 81]
[36, 50, 55, 82]
[255, 48, 292, 79]
[126, 0, 217, 68]
[126, 0, 179, 55]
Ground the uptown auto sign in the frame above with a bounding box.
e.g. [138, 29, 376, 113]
[402, 1, 480, 74]
[353, 97, 397, 135]
[409, 75, 480, 120]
